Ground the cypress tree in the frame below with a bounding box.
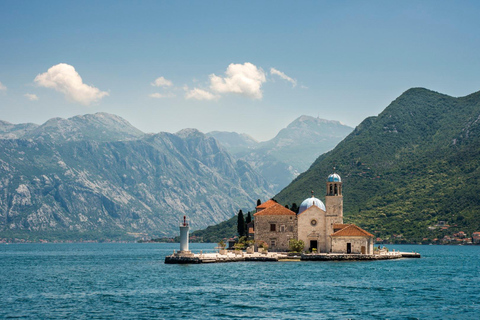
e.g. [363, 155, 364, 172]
[245, 212, 252, 224]
[257, 199, 261, 206]
[291, 203, 299, 214]
[237, 210, 246, 237]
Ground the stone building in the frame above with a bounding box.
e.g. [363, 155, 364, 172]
[254, 172, 374, 254]
[253, 203, 297, 251]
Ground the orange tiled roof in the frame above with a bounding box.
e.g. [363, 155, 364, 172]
[333, 224, 349, 231]
[256, 199, 277, 209]
[254, 203, 296, 216]
[248, 227, 254, 234]
[331, 224, 374, 237]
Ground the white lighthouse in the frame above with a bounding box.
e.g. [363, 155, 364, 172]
[178, 215, 193, 256]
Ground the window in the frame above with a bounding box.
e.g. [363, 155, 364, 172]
[280, 225, 285, 232]
[311, 219, 317, 226]
[270, 240, 276, 247]
[289, 226, 293, 232]
[270, 224, 276, 232]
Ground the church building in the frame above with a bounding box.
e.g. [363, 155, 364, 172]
[254, 173, 374, 254]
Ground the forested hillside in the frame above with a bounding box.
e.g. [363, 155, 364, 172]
[276, 88, 480, 242]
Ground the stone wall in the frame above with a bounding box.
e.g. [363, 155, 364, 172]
[254, 215, 297, 252]
[325, 194, 343, 220]
[331, 236, 373, 254]
[297, 206, 327, 252]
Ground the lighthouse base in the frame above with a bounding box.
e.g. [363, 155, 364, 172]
[175, 250, 194, 257]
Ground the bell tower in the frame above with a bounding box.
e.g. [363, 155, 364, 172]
[325, 172, 343, 222]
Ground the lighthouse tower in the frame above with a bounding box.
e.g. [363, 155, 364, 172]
[178, 216, 193, 256]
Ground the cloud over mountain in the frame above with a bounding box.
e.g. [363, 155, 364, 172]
[270, 67, 297, 87]
[151, 76, 172, 87]
[209, 62, 266, 99]
[34, 63, 108, 106]
[185, 88, 218, 101]
[182, 62, 295, 102]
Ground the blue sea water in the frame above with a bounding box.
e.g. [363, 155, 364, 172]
[0, 243, 479, 319]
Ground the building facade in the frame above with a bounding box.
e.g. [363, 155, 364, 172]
[254, 172, 374, 254]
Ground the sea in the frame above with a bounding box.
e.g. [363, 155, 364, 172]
[0, 243, 479, 319]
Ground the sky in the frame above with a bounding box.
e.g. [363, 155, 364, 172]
[1, 1, 479, 141]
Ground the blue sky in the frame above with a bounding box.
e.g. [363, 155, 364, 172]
[1, 1, 479, 141]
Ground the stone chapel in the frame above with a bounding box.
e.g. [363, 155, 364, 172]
[254, 172, 374, 254]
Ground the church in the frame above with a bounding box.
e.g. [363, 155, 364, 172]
[254, 172, 374, 254]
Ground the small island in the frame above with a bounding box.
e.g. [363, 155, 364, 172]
[165, 172, 420, 264]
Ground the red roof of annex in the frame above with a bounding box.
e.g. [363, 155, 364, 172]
[254, 203, 296, 216]
[256, 199, 277, 210]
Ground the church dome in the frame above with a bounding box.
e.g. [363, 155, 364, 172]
[298, 196, 326, 214]
[327, 173, 341, 182]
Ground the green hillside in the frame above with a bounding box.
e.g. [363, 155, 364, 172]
[275, 88, 480, 242]
[187, 214, 239, 243]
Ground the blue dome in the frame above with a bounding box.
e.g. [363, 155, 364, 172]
[327, 173, 341, 182]
[298, 196, 326, 214]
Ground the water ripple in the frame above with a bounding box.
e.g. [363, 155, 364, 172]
[1, 243, 479, 319]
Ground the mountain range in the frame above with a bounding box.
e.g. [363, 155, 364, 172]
[207, 116, 353, 191]
[0, 113, 273, 241]
[0, 112, 348, 241]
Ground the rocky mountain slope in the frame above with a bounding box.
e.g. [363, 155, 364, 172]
[0, 121, 39, 139]
[275, 88, 480, 242]
[208, 116, 353, 192]
[0, 113, 273, 241]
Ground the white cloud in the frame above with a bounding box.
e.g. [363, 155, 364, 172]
[149, 92, 176, 99]
[185, 88, 218, 101]
[24, 93, 39, 101]
[34, 63, 108, 106]
[151, 76, 173, 87]
[209, 62, 266, 99]
[270, 67, 297, 87]
[0, 81, 6, 91]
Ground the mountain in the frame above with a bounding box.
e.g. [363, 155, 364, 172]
[0, 121, 39, 139]
[275, 88, 480, 242]
[0, 113, 144, 142]
[206, 131, 258, 154]
[26, 113, 145, 142]
[0, 114, 273, 241]
[259, 116, 354, 173]
[208, 116, 353, 192]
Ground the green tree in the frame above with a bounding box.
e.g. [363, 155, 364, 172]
[257, 199, 261, 206]
[289, 239, 305, 253]
[218, 240, 226, 249]
[237, 210, 246, 237]
[245, 212, 252, 224]
[291, 203, 299, 213]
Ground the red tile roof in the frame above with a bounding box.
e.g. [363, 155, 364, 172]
[256, 199, 277, 209]
[254, 203, 296, 216]
[331, 224, 374, 237]
[333, 224, 349, 232]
